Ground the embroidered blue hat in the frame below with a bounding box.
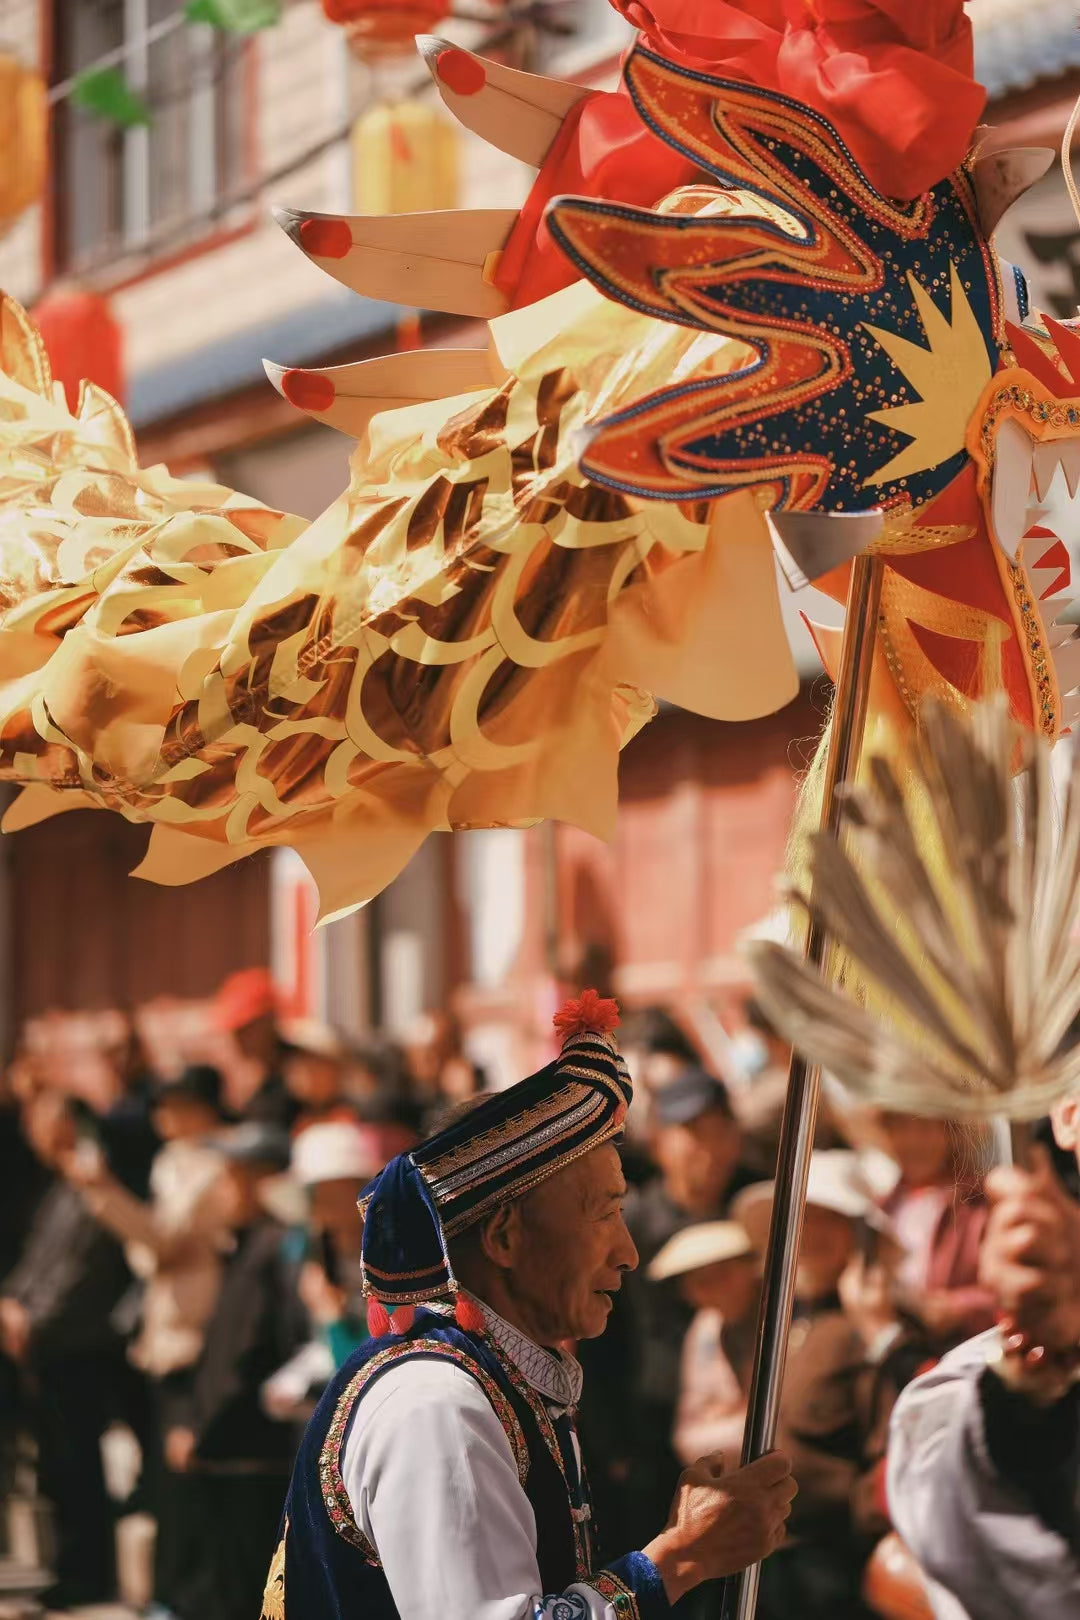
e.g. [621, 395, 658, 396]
[359, 990, 631, 1334]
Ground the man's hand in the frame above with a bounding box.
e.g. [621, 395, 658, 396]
[59, 1140, 108, 1190]
[643, 1450, 796, 1603]
[165, 1427, 197, 1473]
[839, 1253, 900, 1349]
[0, 1297, 30, 1363]
[981, 1146, 1080, 1353]
[298, 1260, 346, 1327]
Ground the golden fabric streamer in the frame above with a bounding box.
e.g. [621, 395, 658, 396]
[0, 286, 800, 917]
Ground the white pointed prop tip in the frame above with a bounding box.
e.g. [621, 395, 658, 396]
[263, 349, 501, 438]
[273, 203, 514, 319]
[767, 508, 884, 590]
[971, 147, 1054, 237]
[417, 34, 588, 168]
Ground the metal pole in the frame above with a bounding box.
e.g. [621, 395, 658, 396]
[724, 550, 885, 1620]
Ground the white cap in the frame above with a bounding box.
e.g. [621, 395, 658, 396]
[732, 1150, 897, 1253]
[647, 1220, 755, 1282]
[291, 1121, 382, 1188]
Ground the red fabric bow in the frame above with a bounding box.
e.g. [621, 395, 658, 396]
[495, 0, 985, 308]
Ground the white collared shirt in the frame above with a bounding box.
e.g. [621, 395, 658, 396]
[341, 1302, 621, 1620]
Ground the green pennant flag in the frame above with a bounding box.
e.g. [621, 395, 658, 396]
[70, 66, 151, 127]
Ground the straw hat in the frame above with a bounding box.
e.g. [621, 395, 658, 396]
[731, 1150, 896, 1254]
[647, 1220, 755, 1283]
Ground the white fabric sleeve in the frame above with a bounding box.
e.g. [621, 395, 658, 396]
[342, 1360, 628, 1620]
[887, 1332, 1080, 1620]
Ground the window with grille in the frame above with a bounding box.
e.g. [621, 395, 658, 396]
[52, 0, 252, 275]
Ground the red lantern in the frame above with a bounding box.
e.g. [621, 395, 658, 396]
[322, 0, 452, 55]
[32, 286, 125, 412]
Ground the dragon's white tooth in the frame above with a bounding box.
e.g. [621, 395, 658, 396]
[992, 417, 1035, 561]
[1048, 622, 1078, 648]
[1045, 594, 1076, 628]
[1029, 564, 1064, 600]
[1062, 694, 1080, 730]
[1032, 441, 1061, 502]
[1054, 639, 1080, 694]
[1058, 439, 1080, 498]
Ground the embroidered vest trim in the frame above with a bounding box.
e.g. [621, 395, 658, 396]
[318, 1337, 531, 1563]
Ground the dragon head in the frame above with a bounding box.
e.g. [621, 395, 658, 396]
[547, 46, 1078, 741]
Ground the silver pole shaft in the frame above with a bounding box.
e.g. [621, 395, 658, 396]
[727, 550, 884, 1620]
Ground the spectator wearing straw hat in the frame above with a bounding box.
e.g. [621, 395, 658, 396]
[733, 1152, 929, 1620]
[647, 1221, 760, 1467]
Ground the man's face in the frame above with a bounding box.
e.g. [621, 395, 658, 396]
[310, 1176, 365, 1252]
[877, 1112, 952, 1187]
[152, 1097, 216, 1143]
[1051, 1095, 1080, 1171]
[493, 1144, 639, 1343]
[681, 1254, 759, 1321]
[23, 1090, 76, 1167]
[212, 1161, 267, 1229]
[653, 1109, 742, 1214]
[235, 1013, 279, 1065]
[795, 1204, 855, 1303]
[284, 1053, 341, 1107]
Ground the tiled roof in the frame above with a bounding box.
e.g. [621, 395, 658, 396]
[973, 0, 1080, 98]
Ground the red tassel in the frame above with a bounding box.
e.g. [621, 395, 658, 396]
[390, 1306, 416, 1335]
[367, 1299, 392, 1337]
[455, 1294, 486, 1334]
[553, 988, 620, 1043]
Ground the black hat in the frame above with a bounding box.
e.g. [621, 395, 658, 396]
[652, 1066, 733, 1127]
[215, 1122, 292, 1174]
[155, 1064, 224, 1115]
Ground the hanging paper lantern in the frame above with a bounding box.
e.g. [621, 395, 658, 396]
[323, 0, 452, 56]
[0, 53, 47, 238]
[352, 99, 460, 214]
[32, 287, 125, 411]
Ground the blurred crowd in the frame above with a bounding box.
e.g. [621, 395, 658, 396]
[0, 975, 1010, 1620]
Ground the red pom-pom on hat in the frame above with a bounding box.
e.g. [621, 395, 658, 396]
[553, 988, 621, 1044]
[367, 1299, 392, 1337]
[455, 1294, 486, 1334]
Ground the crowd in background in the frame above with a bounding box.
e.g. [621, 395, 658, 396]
[0, 974, 1011, 1620]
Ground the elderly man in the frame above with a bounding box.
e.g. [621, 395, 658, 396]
[887, 1093, 1080, 1620]
[262, 993, 794, 1620]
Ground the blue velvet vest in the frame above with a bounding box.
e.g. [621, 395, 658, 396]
[262, 1310, 594, 1620]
